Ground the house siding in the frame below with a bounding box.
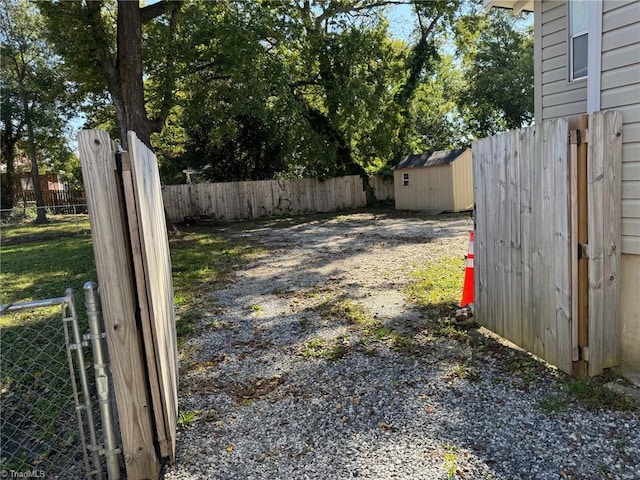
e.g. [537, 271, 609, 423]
[538, 0, 588, 121]
[601, 0, 640, 255]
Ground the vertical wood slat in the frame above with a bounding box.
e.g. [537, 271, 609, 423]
[78, 130, 159, 479]
[551, 118, 572, 375]
[127, 132, 179, 461]
[472, 139, 487, 330]
[161, 175, 367, 223]
[567, 114, 589, 376]
[473, 118, 573, 374]
[121, 158, 169, 458]
[520, 126, 535, 354]
[473, 112, 622, 376]
[588, 111, 623, 376]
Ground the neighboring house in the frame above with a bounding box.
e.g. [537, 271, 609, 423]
[394, 148, 473, 212]
[485, 0, 640, 383]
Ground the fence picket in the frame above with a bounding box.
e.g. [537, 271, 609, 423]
[161, 175, 367, 223]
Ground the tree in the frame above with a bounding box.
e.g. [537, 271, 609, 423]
[40, 0, 182, 149]
[455, 8, 534, 137]
[0, 0, 76, 221]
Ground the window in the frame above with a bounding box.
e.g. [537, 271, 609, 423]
[402, 173, 409, 187]
[569, 0, 588, 80]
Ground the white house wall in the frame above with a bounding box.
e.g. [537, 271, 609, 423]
[538, 0, 588, 120]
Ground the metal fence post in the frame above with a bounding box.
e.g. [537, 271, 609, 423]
[64, 289, 104, 479]
[84, 282, 122, 480]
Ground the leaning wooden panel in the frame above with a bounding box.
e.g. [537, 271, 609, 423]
[121, 158, 169, 458]
[78, 130, 159, 478]
[127, 132, 179, 462]
[588, 112, 623, 376]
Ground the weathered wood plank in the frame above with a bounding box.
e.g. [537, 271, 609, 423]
[121, 157, 169, 459]
[588, 111, 623, 376]
[509, 128, 523, 348]
[78, 130, 159, 479]
[551, 118, 572, 374]
[128, 132, 179, 463]
[520, 126, 535, 353]
[472, 138, 488, 327]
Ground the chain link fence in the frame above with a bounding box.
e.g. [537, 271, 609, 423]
[0, 289, 121, 479]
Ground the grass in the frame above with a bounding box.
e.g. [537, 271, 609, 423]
[1, 215, 95, 471]
[406, 256, 465, 317]
[169, 229, 263, 346]
[0, 216, 261, 470]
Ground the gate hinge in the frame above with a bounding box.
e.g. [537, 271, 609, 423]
[569, 129, 581, 146]
[578, 345, 590, 361]
[578, 243, 589, 260]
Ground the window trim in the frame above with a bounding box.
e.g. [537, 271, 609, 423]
[402, 172, 410, 187]
[569, 0, 588, 82]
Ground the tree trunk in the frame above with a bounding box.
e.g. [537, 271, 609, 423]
[1, 135, 17, 211]
[23, 99, 47, 224]
[117, 0, 152, 149]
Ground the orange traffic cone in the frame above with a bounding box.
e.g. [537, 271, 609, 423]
[460, 232, 474, 307]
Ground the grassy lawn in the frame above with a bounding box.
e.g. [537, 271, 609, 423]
[1, 216, 96, 471]
[0, 215, 259, 470]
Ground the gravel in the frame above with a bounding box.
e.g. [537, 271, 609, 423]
[163, 211, 640, 480]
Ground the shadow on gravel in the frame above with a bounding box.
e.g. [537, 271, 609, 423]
[166, 209, 639, 480]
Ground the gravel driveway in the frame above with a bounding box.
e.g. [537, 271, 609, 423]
[163, 211, 640, 480]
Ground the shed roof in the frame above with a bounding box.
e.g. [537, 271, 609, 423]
[395, 148, 469, 170]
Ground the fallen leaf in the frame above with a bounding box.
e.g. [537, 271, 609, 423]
[226, 444, 234, 453]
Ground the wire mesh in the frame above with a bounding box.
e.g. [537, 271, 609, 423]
[0, 299, 99, 478]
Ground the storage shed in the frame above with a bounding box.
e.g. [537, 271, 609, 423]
[394, 148, 473, 212]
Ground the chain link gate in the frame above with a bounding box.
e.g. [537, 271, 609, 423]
[0, 284, 121, 479]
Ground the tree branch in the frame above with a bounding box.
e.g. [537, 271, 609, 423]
[140, 0, 181, 23]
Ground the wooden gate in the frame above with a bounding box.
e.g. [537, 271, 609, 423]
[78, 130, 178, 479]
[472, 111, 622, 376]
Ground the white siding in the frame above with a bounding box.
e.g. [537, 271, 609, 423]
[602, 0, 640, 255]
[539, 0, 588, 121]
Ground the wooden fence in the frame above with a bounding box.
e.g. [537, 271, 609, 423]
[16, 189, 86, 207]
[473, 111, 622, 376]
[369, 175, 395, 201]
[162, 175, 367, 223]
[79, 129, 178, 479]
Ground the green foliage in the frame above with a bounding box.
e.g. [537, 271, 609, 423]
[1, 0, 79, 210]
[455, 8, 534, 137]
[177, 409, 198, 427]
